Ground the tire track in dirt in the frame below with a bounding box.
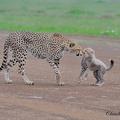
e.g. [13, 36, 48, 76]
[0, 96, 115, 120]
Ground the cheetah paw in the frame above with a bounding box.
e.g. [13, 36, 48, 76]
[58, 82, 65, 86]
[6, 80, 13, 84]
[78, 80, 81, 84]
[82, 77, 87, 81]
[26, 81, 34, 85]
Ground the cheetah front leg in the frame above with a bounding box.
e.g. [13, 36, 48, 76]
[79, 67, 87, 83]
[49, 61, 64, 86]
[82, 68, 89, 81]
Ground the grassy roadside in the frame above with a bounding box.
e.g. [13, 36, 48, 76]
[0, 0, 120, 37]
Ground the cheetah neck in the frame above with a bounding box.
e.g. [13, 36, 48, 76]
[62, 39, 72, 47]
[91, 54, 96, 59]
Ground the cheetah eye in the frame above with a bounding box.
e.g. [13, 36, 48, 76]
[69, 43, 75, 48]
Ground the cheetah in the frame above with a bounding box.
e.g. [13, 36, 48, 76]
[0, 31, 82, 85]
[79, 48, 114, 86]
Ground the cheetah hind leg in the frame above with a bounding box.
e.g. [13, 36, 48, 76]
[4, 59, 17, 84]
[22, 74, 34, 85]
[4, 69, 13, 84]
[18, 61, 34, 85]
[93, 70, 104, 86]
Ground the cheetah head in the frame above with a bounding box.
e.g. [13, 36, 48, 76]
[83, 48, 95, 58]
[68, 42, 83, 56]
[52, 33, 83, 56]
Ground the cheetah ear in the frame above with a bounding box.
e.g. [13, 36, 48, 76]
[53, 33, 62, 38]
[69, 43, 75, 48]
[91, 50, 95, 54]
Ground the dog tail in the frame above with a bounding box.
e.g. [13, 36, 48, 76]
[106, 59, 114, 71]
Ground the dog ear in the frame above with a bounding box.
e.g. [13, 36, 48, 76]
[69, 43, 75, 48]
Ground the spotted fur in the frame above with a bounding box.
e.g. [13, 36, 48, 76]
[0, 31, 82, 85]
[79, 48, 114, 86]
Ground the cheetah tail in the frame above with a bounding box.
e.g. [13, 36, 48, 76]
[106, 59, 114, 71]
[0, 40, 9, 72]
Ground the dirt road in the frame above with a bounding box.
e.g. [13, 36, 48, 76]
[0, 31, 120, 120]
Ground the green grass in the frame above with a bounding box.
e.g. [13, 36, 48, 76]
[0, 0, 120, 37]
